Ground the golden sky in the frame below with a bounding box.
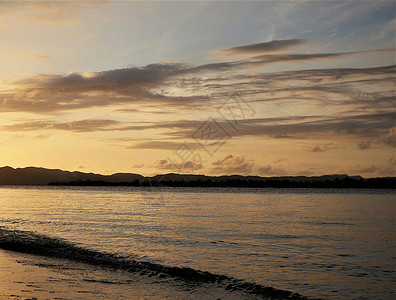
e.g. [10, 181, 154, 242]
[0, 1, 395, 176]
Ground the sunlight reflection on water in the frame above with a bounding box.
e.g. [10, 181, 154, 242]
[0, 186, 395, 299]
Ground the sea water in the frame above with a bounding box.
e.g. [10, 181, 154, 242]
[0, 186, 395, 299]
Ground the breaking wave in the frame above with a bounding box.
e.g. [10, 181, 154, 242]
[0, 228, 314, 299]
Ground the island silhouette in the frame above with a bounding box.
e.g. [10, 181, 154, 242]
[0, 166, 394, 189]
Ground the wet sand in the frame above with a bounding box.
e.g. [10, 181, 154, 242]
[0, 249, 264, 300]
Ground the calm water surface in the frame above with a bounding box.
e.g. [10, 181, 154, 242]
[0, 186, 395, 299]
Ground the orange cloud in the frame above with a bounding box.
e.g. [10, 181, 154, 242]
[210, 155, 288, 176]
[152, 159, 203, 171]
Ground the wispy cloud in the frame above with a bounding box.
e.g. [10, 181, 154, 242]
[2, 119, 118, 132]
[130, 141, 198, 150]
[111, 112, 394, 142]
[0, 63, 196, 113]
[114, 108, 172, 114]
[216, 39, 307, 56]
[0, 43, 393, 116]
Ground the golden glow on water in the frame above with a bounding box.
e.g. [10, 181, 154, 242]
[0, 186, 395, 299]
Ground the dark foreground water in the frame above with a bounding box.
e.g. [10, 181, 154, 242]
[0, 186, 395, 299]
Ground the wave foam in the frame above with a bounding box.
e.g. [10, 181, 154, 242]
[0, 228, 314, 299]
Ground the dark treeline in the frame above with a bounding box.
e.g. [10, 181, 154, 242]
[49, 176, 396, 189]
[3, 166, 394, 188]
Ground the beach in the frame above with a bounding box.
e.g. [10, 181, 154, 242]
[0, 249, 267, 300]
[0, 248, 166, 300]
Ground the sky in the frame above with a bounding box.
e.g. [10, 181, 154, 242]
[0, 0, 395, 177]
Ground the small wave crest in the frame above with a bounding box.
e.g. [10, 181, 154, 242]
[0, 228, 314, 299]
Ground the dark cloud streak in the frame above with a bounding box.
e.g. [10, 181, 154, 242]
[125, 112, 395, 141]
[217, 39, 306, 55]
[0, 46, 393, 114]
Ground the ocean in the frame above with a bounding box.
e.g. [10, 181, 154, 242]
[0, 186, 395, 299]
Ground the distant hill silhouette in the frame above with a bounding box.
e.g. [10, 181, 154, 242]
[0, 166, 395, 188]
[0, 166, 143, 185]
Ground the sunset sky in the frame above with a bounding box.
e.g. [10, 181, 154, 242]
[0, 1, 395, 177]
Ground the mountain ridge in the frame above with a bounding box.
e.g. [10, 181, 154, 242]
[0, 166, 143, 185]
[0, 166, 394, 188]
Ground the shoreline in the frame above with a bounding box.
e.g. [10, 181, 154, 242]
[0, 249, 269, 300]
[0, 228, 311, 300]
